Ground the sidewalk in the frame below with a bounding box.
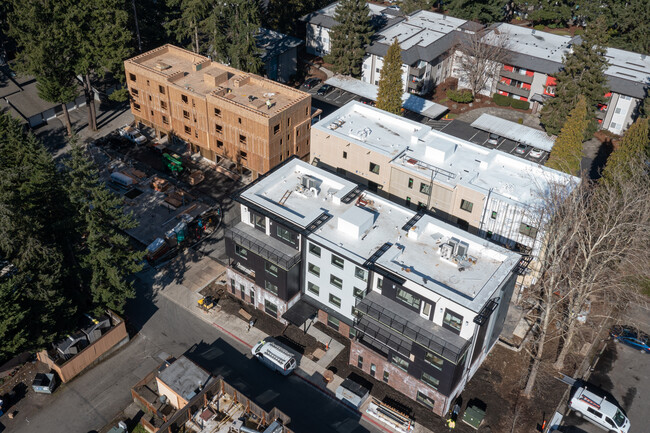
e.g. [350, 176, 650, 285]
[152, 252, 432, 433]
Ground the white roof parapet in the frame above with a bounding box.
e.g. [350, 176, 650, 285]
[470, 114, 556, 152]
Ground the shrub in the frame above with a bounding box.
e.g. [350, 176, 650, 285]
[512, 99, 530, 110]
[534, 24, 545, 31]
[492, 93, 511, 106]
[447, 89, 474, 103]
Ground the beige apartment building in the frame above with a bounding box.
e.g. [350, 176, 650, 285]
[124, 44, 312, 178]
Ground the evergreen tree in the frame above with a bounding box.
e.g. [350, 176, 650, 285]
[0, 276, 29, 362]
[601, 118, 650, 184]
[228, 0, 264, 74]
[166, 0, 209, 53]
[540, 17, 609, 137]
[204, 1, 230, 63]
[516, 0, 572, 27]
[446, 0, 507, 23]
[399, 0, 434, 15]
[376, 39, 404, 115]
[64, 144, 144, 315]
[326, 0, 374, 77]
[610, 0, 650, 55]
[546, 96, 589, 175]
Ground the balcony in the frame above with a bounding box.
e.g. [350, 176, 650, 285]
[409, 61, 427, 77]
[226, 223, 301, 270]
[496, 81, 531, 98]
[408, 79, 424, 91]
[500, 68, 533, 84]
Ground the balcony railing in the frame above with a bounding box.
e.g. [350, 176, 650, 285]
[496, 81, 531, 98]
[500, 68, 534, 84]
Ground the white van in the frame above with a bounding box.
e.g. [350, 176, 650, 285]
[568, 386, 630, 433]
[251, 339, 297, 376]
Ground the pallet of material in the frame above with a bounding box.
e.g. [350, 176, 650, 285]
[189, 170, 204, 185]
[164, 196, 182, 208]
[152, 177, 170, 192]
[216, 165, 240, 181]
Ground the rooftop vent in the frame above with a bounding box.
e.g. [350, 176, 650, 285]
[155, 62, 172, 71]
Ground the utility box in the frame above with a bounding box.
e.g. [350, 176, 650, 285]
[335, 378, 370, 409]
[32, 373, 57, 394]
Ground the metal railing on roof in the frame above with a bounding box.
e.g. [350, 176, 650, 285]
[399, 154, 456, 180]
[226, 227, 300, 270]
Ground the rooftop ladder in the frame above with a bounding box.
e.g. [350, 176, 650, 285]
[278, 190, 292, 206]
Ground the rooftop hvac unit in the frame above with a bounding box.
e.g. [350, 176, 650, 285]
[440, 243, 454, 260]
[301, 175, 319, 190]
[456, 241, 469, 259]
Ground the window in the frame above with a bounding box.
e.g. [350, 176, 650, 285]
[308, 263, 320, 277]
[369, 162, 380, 174]
[265, 262, 278, 277]
[159, 85, 165, 94]
[421, 372, 439, 389]
[376, 277, 383, 291]
[160, 101, 167, 110]
[370, 364, 376, 377]
[443, 309, 463, 333]
[353, 287, 364, 298]
[420, 183, 431, 195]
[587, 407, 601, 417]
[148, 95, 152, 101]
[276, 226, 293, 244]
[375, 67, 380, 73]
[133, 102, 141, 112]
[343, 151, 347, 159]
[214, 107, 221, 117]
[408, 178, 413, 188]
[309, 243, 321, 257]
[217, 140, 223, 148]
[327, 315, 340, 330]
[184, 125, 191, 134]
[383, 371, 389, 383]
[460, 199, 474, 213]
[215, 124, 223, 133]
[396, 288, 420, 309]
[264, 280, 279, 296]
[416, 391, 435, 409]
[331, 255, 344, 269]
[355, 267, 367, 281]
[418, 201, 427, 210]
[253, 214, 266, 229]
[264, 299, 278, 316]
[239, 134, 247, 144]
[519, 223, 538, 238]
[129, 73, 136, 81]
[235, 245, 248, 258]
[614, 107, 622, 114]
[162, 115, 169, 125]
[491, 211, 497, 219]
[406, 197, 411, 205]
[273, 124, 280, 134]
[330, 275, 343, 289]
[183, 110, 190, 119]
[425, 352, 444, 370]
[287, 117, 292, 127]
[421, 301, 432, 318]
[181, 94, 188, 103]
[357, 355, 363, 368]
[296, 130, 300, 137]
[486, 231, 493, 239]
[610, 121, 620, 130]
[131, 88, 139, 97]
[329, 294, 341, 308]
[391, 355, 409, 371]
[239, 150, 247, 160]
[308, 282, 319, 295]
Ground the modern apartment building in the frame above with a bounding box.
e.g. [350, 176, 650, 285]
[311, 102, 578, 258]
[225, 157, 521, 416]
[124, 44, 312, 178]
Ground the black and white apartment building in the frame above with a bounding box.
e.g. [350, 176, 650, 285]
[225, 158, 521, 416]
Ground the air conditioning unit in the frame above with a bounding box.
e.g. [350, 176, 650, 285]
[440, 243, 454, 260]
[301, 175, 319, 190]
[456, 241, 469, 259]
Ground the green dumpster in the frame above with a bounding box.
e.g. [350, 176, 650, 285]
[462, 404, 486, 430]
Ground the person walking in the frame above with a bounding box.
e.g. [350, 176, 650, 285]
[446, 418, 456, 430]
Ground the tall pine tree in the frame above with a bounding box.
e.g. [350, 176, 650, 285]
[376, 39, 404, 115]
[167, 0, 209, 53]
[228, 0, 264, 74]
[546, 96, 589, 175]
[399, 0, 434, 15]
[540, 17, 609, 137]
[326, 0, 374, 77]
[446, 0, 507, 23]
[601, 118, 650, 184]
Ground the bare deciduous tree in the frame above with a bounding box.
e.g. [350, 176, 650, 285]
[455, 29, 510, 96]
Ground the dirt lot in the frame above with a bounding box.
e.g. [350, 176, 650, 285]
[0, 360, 51, 418]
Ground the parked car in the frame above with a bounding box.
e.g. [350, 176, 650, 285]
[610, 325, 650, 353]
[302, 77, 321, 89]
[514, 143, 529, 154]
[119, 125, 147, 145]
[317, 84, 333, 96]
[359, 97, 376, 107]
[568, 385, 630, 433]
[147, 140, 167, 154]
[528, 148, 544, 159]
[486, 133, 500, 146]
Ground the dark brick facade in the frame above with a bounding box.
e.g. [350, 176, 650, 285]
[318, 310, 351, 339]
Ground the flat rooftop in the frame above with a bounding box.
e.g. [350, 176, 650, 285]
[376, 10, 465, 49]
[239, 159, 520, 310]
[491, 23, 575, 64]
[604, 47, 650, 84]
[158, 356, 210, 401]
[126, 45, 309, 116]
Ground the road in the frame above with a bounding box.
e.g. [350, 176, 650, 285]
[4, 263, 378, 433]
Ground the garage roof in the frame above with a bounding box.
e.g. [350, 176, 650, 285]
[470, 114, 556, 152]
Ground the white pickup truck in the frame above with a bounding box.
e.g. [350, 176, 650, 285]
[119, 125, 147, 145]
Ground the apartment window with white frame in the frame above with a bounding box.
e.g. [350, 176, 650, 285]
[309, 243, 321, 257]
[308, 281, 320, 295]
[330, 274, 343, 289]
[329, 294, 341, 308]
[331, 255, 344, 269]
[354, 267, 367, 281]
[308, 263, 320, 277]
[614, 107, 622, 114]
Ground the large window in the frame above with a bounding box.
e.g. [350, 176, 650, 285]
[307, 282, 319, 295]
[369, 162, 380, 174]
[264, 299, 278, 316]
[391, 355, 409, 371]
[353, 287, 364, 298]
[308, 263, 320, 277]
[327, 315, 340, 331]
[421, 372, 440, 389]
[416, 391, 435, 409]
[253, 214, 266, 230]
[355, 267, 367, 282]
[235, 245, 248, 259]
[443, 309, 463, 333]
[265, 262, 279, 277]
[309, 243, 321, 257]
[331, 255, 345, 269]
[408, 178, 413, 189]
[330, 275, 343, 289]
[396, 288, 420, 310]
[383, 371, 390, 383]
[264, 280, 279, 296]
[329, 294, 341, 308]
[419, 183, 431, 195]
[425, 352, 444, 370]
[519, 223, 538, 238]
[276, 226, 294, 244]
[460, 199, 474, 213]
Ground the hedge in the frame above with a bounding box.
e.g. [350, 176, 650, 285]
[447, 89, 474, 103]
[511, 99, 530, 110]
[492, 93, 530, 110]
